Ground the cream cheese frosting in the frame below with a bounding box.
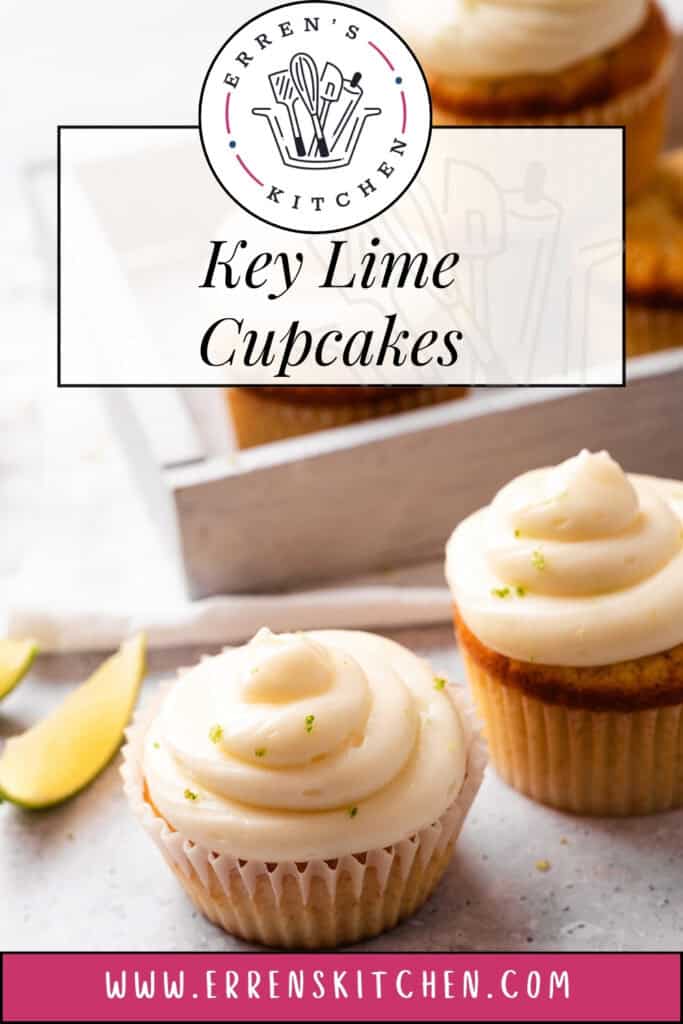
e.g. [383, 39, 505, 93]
[392, 0, 648, 78]
[143, 629, 466, 861]
[446, 450, 683, 666]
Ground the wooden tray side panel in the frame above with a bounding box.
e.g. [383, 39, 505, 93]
[173, 367, 683, 596]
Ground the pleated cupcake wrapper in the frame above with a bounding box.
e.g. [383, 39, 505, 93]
[461, 650, 683, 817]
[121, 680, 486, 947]
[626, 304, 683, 357]
[433, 50, 675, 128]
[226, 386, 464, 449]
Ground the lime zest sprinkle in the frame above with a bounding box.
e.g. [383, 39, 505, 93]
[514, 529, 521, 538]
[532, 550, 546, 570]
[184, 789, 199, 802]
[348, 806, 358, 818]
[254, 747, 267, 758]
[516, 586, 526, 597]
[491, 586, 510, 598]
[305, 714, 315, 734]
[208, 724, 223, 744]
[433, 676, 447, 691]
[535, 859, 551, 872]
[152, 741, 160, 749]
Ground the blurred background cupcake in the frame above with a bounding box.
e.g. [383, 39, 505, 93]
[446, 450, 683, 816]
[393, 0, 675, 197]
[626, 148, 683, 354]
[226, 385, 464, 449]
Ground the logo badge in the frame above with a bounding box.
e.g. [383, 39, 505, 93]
[199, 1, 431, 233]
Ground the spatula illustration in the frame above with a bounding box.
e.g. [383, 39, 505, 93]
[290, 52, 329, 158]
[307, 61, 343, 155]
[268, 68, 306, 157]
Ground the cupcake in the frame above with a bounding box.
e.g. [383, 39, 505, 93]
[394, 0, 674, 198]
[446, 449, 683, 816]
[626, 149, 683, 356]
[226, 385, 464, 449]
[122, 628, 485, 947]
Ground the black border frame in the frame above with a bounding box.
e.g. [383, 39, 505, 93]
[56, 123, 626, 389]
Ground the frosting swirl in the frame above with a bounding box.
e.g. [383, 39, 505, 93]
[392, 0, 648, 78]
[446, 451, 683, 666]
[143, 629, 466, 861]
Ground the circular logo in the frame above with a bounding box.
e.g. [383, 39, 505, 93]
[199, 0, 431, 233]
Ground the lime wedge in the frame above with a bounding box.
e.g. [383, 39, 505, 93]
[0, 634, 146, 808]
[0, 639, 39, 702]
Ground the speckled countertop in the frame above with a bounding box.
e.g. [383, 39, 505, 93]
[1, 625, 680, 953]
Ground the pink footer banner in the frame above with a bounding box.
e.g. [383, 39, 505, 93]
[2, 953, 680, 1022]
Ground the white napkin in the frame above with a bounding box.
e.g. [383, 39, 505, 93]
[7, 580, 452, 654]
[3, 379, 452, 653]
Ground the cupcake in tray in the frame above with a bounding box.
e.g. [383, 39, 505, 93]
[446, 449, 683, 816]
[394, 0, 674, 198]
[122, 628, 485, 948]
[226, 385, 463, 449]
[626, 149, 683, 356]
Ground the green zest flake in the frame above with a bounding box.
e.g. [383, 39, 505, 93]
[531, 550, 546, 571]
[254, 747, 267, 758]
[305, 714, 315, 734]
[491, 586, 510, 598]
[153, 741, 160, 749]
[514, 529, 521, 538]
[208, 724, 223, 744]
[433, 676, 447, 691]
[184, 789, 199, 802]
[348, 806, 358, 818]
[516, 586, 526, 597]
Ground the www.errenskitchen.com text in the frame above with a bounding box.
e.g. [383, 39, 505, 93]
[105, 966, 570, 1002]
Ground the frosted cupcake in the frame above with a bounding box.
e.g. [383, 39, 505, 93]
[446, 450, 683, 816]
[627, 149, 683, 356]
[226, 385, 464, 449]
[122, 628, 485, 947]
[393, 1, 674, 197]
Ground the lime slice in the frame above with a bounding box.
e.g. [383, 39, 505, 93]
[0, 634, 146, 808]
[0, 639, 39, 702]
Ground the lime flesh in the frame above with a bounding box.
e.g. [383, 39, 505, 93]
[0, 639, 39, 702]
[0, 634, 146, 808]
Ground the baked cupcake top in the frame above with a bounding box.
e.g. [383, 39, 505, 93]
[446, 450, 683, 667]
[626, 149, 683, 308]
[143, 629, 466, 861]
[393, 0, 648, 78]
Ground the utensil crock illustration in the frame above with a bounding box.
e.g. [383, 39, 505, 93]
[253, 56, 380, 170]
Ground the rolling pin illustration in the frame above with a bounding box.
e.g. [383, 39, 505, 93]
[329, 72, 363, 153]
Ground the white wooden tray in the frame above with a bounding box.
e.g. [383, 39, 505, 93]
[108, 348, 683, 597]
[42, 47, 683, 597]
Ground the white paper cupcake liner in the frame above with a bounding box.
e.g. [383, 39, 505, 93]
[121, 677, 486, 948]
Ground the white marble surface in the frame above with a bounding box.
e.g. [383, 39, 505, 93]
[1, 625, 681, 953]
